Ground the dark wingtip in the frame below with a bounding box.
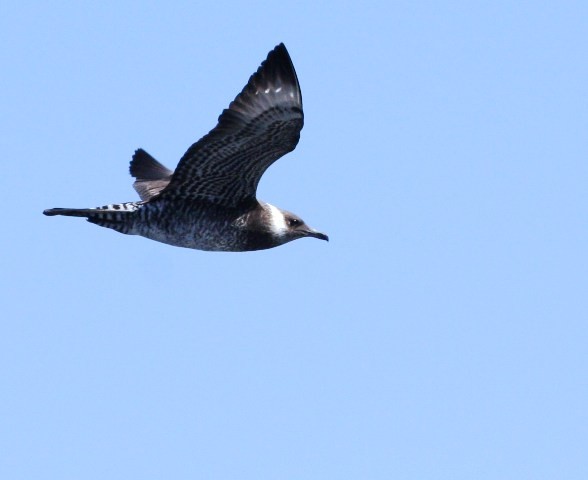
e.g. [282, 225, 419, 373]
[43, 208, 57, 216]
[129, 149, 173, 180]
[265, 42, 296, 76]
[234, 41, 299, 100]
[274, 42, 288, 54]
[129, 148, 146, 176]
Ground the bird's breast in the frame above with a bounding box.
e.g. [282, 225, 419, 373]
[131, 199, 267, 251]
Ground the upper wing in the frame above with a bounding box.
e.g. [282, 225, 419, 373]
[158, 43, 304, 207]
[129, 149, 173, 201]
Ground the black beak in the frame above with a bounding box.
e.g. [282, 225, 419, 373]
[306, 228, 329, 242]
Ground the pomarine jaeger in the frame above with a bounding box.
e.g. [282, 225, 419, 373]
[43, 43, 328, 252]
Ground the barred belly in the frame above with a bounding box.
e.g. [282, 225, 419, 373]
[131, 200, 249, 251]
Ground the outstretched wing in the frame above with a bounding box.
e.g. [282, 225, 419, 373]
[158, 43, 304, 207]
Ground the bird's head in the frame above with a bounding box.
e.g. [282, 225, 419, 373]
[265, 203, 329, 245]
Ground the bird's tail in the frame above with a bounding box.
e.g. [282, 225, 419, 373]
[43, 202, 142, 234]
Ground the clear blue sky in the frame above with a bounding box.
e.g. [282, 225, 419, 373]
[2, 1, 587, 479]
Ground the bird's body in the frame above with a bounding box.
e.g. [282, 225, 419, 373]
[128, 199, 255, 252]
[44, 44, 328, 251]
[112, 198, 301, 252]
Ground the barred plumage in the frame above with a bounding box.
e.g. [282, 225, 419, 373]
[43, 44, 327, 252]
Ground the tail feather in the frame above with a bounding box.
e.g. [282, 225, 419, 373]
[43, 202, 141, 234]
[44, 202, 141, 217]
[44, 208, 100, 217]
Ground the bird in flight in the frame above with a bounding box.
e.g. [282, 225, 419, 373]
[44, 43, 328, 252]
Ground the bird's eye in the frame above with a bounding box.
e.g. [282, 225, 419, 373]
[288, 218, 302, 228]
